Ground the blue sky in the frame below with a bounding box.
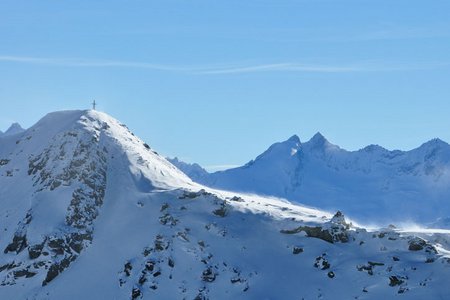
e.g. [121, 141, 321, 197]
[1, 0, 450, 170]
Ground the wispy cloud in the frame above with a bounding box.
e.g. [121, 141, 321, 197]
[198, 61, 450, 74]
[0, 55, 195, 72]
[0, 55, 448, 75]
[196, 63, 360, 74]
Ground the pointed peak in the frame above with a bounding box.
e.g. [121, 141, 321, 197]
[331, 211, 344, 222]
[426, 137, 447, 145]
[7, 122, 23, 130]
[252, 134, 302, 163]
[311, 131, 326, 141]
[307, 132, 330, 147]
[171, 157, 181, 163]
[168, 157, 205, 170]
[419, 138, 449, 150]
[303, 132, 342, 153]
[4, 122, 25, 136]
[286, 134, 301, 144]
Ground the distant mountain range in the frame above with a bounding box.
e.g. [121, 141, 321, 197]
[169, 133, 450, 224]
[1, 110, 449, 299]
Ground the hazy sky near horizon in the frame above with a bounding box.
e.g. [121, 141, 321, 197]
[1, 0, 450, 170]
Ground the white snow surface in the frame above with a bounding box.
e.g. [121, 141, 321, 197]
[0, 110, 449, 299]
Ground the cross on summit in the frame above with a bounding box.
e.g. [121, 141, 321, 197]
[92, 100, 96, 110]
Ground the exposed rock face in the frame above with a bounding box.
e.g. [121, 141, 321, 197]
[1, 114, 108, 287]
[325, 211, 351, 242]
[408, 237, 437, 254]
[357, 261, 384, 276]
[408, 237, 427, 251]
[212, 202, 229, 217]
[330, 211, 348, 226]
[389, 276, 405, 287]
[314, 254, 331, 270]
[292, 247, 303, 254]
[280, 211, 350, 243]
[28, 242, 45, 259]
[281, 226, 335, 243]
[202, 267, 216, 282]
[4, 235, 28, 254]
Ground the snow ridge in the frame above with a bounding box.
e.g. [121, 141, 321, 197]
[186, 134, 450, 224]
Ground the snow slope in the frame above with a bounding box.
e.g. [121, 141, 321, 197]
[189, 133, 450, 224]
[0, 110, 449, 299]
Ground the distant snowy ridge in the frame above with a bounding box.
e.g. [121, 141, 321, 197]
[0, 110, 449, 299]
[175, 133, 450, 224]
[167, 157, 209, 182]
[0, 122, 25, 137]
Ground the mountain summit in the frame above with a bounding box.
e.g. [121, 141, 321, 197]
[0, 122, 25, 137]
[1, 110, 449, 299]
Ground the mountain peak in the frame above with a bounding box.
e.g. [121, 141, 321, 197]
[305, 132, 336, 151]
[277, 134, 301, 150]
[29, 110, 121, 137]
[3, 122, 25, 136]
[168, 157, 209, 181]
[250, 135, 302, 165]
[362, 144, 388, 153]
[287, 134, 301, 144]
[23, 109, 194, 191]
[421, 138, 449, 148]
[416, 138, 450, 154]
[309, 132, 326, 143]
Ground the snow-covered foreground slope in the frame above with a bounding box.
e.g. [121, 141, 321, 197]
[181, 134, 450, 224]
[1, 110, 449, 299]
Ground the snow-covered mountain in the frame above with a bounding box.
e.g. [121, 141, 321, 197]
[1, 110, 449, 299]
[0, 122, 25, 137]
[167, 157, 209, 182]
[187, 133, 450, 224]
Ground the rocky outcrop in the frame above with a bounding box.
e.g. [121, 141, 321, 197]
[281, 211, 350, 243]
[1, 120, 108, 287]
[408, 237, 437, 253]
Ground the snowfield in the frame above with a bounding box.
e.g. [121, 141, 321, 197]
[0, 110, 449, 299]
